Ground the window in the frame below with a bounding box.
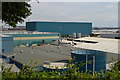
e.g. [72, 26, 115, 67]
[2, 49, 4, 52]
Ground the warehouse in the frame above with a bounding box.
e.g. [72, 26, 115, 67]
[3, 31, 60, 47]
[26, 21, 92, 36]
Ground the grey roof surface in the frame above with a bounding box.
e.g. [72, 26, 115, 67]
[3, 64, 20, 72]
[3, 44, 119, 67]
[0, 58, 20, 72]
[4, 45, 81, 67]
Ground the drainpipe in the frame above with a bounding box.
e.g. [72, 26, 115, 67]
[93, 56, 95, 75]
[86, 54, 88, 72]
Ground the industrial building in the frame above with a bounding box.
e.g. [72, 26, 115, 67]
[100, 33, 120, 39]
[2, 42, 119, 71]
[26, 21, 92, 35]
[1, 35, 13, 54]
[63, 37, 119, 63]
[2, 45, 81, 68]
[92, 28, 120, 39]
[1, 20, 119, 73]
[3, 31, 60, 47]
[71, 50, 106, 72]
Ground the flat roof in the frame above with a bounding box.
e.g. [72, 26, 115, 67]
[0, 58, 20, 72]
[27, 20, 92, 23]
[0, 35, 12, 37]
[74, 38, 97, 42]
[2, 44, 119, 67]
[73, 37, 119, 54]
[3, 64, 20, 72]
[3, 45, 81, 67]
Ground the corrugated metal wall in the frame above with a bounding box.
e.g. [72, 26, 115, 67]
[26, 21, 92, 35]
[6, 34, 60, 47]
[2, 36, 13, 54]
[71, 50, 106, 72]
[26, 22, 36, 31]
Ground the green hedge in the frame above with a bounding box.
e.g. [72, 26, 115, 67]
[1, 60, 120, 80]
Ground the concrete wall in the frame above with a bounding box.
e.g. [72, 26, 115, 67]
[26, 21, 92, 35]
[2, 36, 13, 54]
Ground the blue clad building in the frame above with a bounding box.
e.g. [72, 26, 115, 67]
[1, 35, 13, 54]
[6, 33, 60, 47]
[26, 21, 92, 35]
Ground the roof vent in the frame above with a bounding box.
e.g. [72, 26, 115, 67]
[44, 61, 50, 65]
[20, 50, 23, 53]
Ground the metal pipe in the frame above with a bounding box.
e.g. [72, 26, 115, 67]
[93, 56, 95, 75]
[86, 54, 88, 72]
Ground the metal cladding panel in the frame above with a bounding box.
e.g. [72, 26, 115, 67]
[36, 22, 61, 33]
[71, 50, 106, 72]
[6, 34, 59, 47]
[26, 21, 92, 35]
[36, 22, 92, 35]
[2, 36, 13, 54]
[13, 38, 59, 47]
[26, 22, 36, 31]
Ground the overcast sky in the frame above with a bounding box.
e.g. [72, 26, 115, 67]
[18, 2, 118, 27]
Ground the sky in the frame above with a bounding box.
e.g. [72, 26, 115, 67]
[18, 2, 118, 27]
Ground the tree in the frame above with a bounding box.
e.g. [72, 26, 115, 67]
[2, 2, 31, 27]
